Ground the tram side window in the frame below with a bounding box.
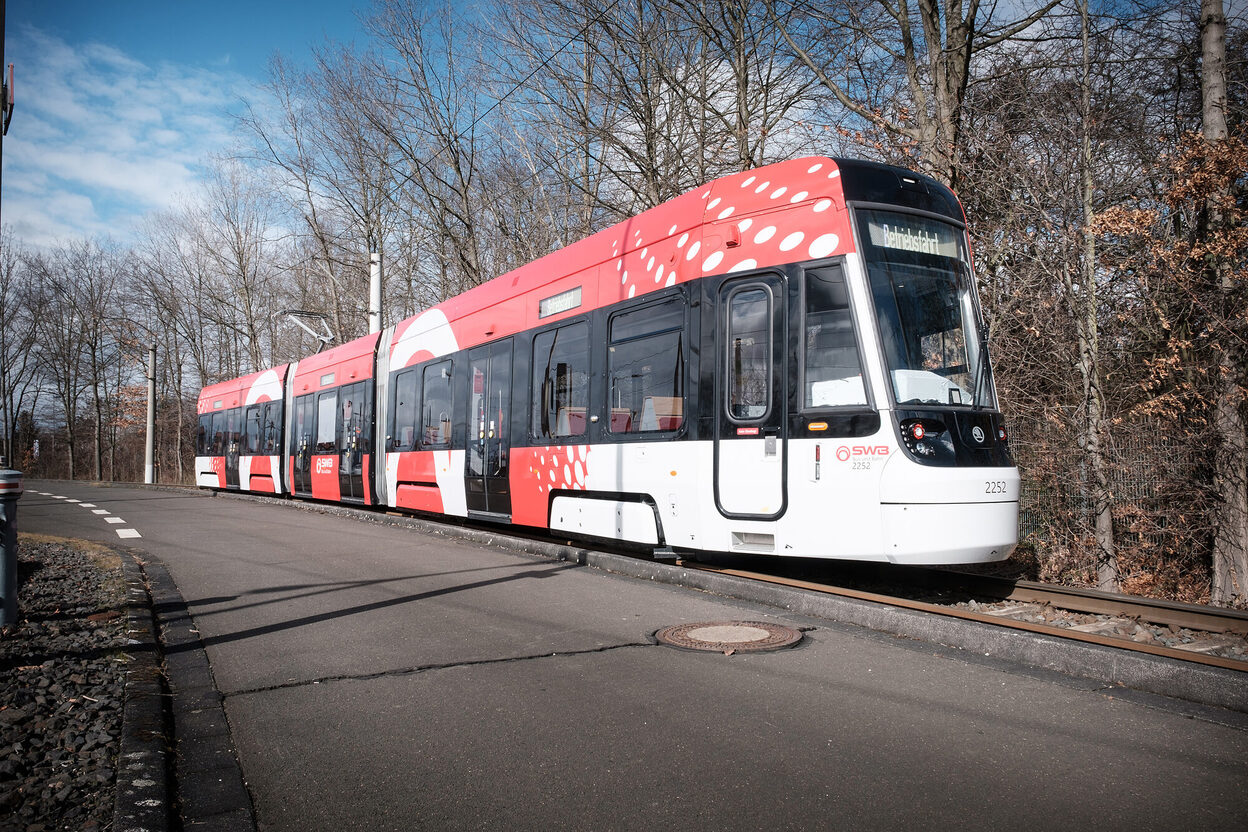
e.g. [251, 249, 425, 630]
[607, 298, 685, 434]
[210, 411, 226, 455]
[727, 288, 771, 420]
[421, 361, 453, 447]
[392, 369, 419, 451]
[196, 415, 211, 455]
[262, 401, 283, 454]
[532, 322, 589, 440]
[226, 408, 242, 454]
[291, 394, 314, 456]
[336, 383, 369, 455]
[804, 265, 868, 408]
[244, 405, 263, 455]
[315, 392, 338, 452]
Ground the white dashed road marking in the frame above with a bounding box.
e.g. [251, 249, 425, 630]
[43, 492, 143, 540]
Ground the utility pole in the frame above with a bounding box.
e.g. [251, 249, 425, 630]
[369, 251, 382, 334]
[144, 343, 156, 484]
[0, 0, 13, 229]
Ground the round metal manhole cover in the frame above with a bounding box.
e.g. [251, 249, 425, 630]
[654, 621, 803, 653]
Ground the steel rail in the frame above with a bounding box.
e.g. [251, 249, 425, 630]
[679, 562, 1248, 673]
[997, 579, 1248, 636]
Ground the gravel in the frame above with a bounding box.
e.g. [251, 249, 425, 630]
[0, 536, 129, 832]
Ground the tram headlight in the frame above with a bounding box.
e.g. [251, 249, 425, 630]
[900, 418, 955, 465]
[997, 425, 1008, 443]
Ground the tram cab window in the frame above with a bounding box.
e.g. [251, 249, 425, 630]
[607, 298, 685, 434]
[804, 265, 867, 408]
[858, 208, 991, 408]
[533, 322, 589, 440]
[421, 362, 453, 447]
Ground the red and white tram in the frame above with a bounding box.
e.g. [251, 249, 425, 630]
[196, 156, 1020, 564]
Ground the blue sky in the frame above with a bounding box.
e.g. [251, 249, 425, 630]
[2, 1, 369, 246]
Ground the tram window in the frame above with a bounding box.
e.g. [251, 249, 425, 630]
[338, 383, 370, 454]
[421, 361, 453, 447]
[315, 392, 337, 452]
[262, 401, 282, 454]
[532, 322, 589, 440]
[291, 394, 314, 457]
[196, 415, 211, 455]
[225, 408, 242, 451]
[607, 299, 685, 434]
[210, 412, 226, 455]
[244, 405, 263, 455]
[392, 369, 419, 451]
[804, 265, 867, 408]
[727, 288, 771, 420]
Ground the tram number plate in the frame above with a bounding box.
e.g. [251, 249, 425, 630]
[984, 481, 1008, 494]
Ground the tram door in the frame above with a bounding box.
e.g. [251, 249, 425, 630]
[337, 382, 370, 502]
[465, 340, 513, 516]
[291, 395, 313, 495]
[715, 275, 787, 518]
[224, 408, 241, 489]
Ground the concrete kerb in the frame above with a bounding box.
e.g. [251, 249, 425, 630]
[115, 551, 171, 832]
[129, 484, 1248, 717]
[141, 553, 258, 832]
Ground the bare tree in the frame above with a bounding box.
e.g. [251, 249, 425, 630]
[0, 229, 39, 466]
[361, 0, 489, 295]
[27, 240, 127, 480]
[770, 0, 1063, 186]
[195, 159, 283, 371]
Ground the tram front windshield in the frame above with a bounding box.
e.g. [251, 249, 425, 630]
[858, 208, 993, 409]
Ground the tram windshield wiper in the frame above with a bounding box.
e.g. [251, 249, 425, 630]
[971, 321, 990, 411]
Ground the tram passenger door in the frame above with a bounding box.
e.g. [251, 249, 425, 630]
[715, 276, 787, 518]
[465, 340, 513, 517]
[224, 408, 241, 489]
[337, 382, 370, 502]
[292, 395, 313, 495]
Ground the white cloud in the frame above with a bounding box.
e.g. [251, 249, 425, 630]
[0, 25, 256, 247]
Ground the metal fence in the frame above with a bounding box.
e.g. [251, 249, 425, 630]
[1008, 414, 1194, 549]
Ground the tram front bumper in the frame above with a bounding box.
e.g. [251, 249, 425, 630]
[880, 500, 1018, 564]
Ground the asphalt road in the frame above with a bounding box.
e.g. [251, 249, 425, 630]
[18, 480, 1248, 831]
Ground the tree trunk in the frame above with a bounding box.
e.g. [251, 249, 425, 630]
[1201, 0, 1246, 605]
[1077, 0, 1117, 591]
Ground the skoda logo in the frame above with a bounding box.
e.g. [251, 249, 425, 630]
[971, 426, 986, 444]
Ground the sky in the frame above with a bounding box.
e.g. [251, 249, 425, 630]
[1, 1, 369, 247]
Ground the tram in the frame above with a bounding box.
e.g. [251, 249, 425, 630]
[196, 156, 1020, 564]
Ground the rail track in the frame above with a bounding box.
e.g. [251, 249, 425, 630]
[676, 559, 1248, 673]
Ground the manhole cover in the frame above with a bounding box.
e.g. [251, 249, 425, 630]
[654, 621, 803, 653]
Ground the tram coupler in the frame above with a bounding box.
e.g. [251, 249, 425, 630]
[0, 465, 24, 627]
